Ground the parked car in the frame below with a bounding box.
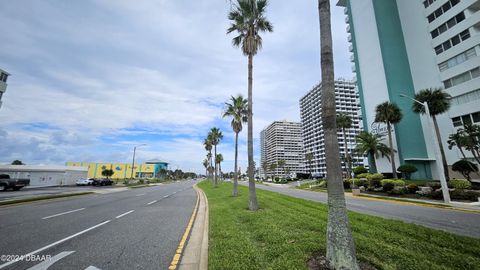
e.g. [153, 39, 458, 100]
[0, 174, 30, 191]
[92, 178, 114, 186]
[76, 178, 94, 186]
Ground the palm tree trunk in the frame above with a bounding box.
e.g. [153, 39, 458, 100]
[387, 123, 398, 178]
[247, 53, 258, 211]
[233, 132, 239, 196]
[214, 145, 218, 187]
[342, 128, 350, 179]
[432, 116, 450, 181]
[318, 0, 358, 268]
[368, 151, 377, 173]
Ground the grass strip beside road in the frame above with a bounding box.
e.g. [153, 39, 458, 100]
[198, 181, 480, 270]
[0, 192, 94, 206]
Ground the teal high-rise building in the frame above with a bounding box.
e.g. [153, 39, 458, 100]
[337, 0, 480, 179]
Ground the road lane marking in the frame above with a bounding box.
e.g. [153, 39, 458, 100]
[147, 200, 157, 205]
[42, 208, 85, 220]
[115, 210, 134, 219]
[27, 251, 75, 270]
[84, 266, 102, 270]
[0, 220, 111, 269]
[135, 193, 146, 196]
[164, 195, 170, 198]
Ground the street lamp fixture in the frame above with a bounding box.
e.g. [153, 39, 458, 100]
[399, 94, 451, 203]
[131, 144, 147, 179]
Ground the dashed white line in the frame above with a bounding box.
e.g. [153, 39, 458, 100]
[0, 220, 111, 269]
[42, 208, 85, 220]
[147, 200, 157, 205]
[27, 251, 75, 270]
[135, 193, 146, 196]
[164, 195, 170, 198]
[115, 210, 134, 219]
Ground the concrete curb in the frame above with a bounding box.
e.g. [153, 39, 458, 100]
[178, 184, 209, 270]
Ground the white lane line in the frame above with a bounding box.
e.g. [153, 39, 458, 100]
[135, 193, 146, 196]
[115, 210, 134, 219]
[164, 195, 170, 198]
[27, 251, 75, 270]
[147, 200, 157, 205]
[0, 220, 111, 269]
[85, 266, 102, 270]
[42, 208, 85, 220]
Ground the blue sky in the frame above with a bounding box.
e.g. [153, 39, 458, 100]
[0, 0, 353, 173]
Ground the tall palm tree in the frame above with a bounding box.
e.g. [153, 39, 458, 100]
[354, 131, 392, 173]
[277, 159, 286, 179]
[216, 153, 224, 180]
[223, 95, 248, 196]
[337, 112, 353, 178]
[412, 88, 451, 180]
[318, 0, 358, 268]
[202, 158, 209, 177]
[261, 160, 269, 180]
[204, 137, 213, 178]
[305, 152, 314, 177]
[448, 132, 468, 159]
[208, 127, 223, 187]
[375, 101, 403, 178]
[269, 162, 277, 181]
[227, 0, 273, 211]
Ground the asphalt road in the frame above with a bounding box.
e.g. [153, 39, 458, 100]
[241, 182, 480, 238]
[0, 180, 197, 270]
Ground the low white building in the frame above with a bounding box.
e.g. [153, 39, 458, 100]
[0, 165, 88, 188]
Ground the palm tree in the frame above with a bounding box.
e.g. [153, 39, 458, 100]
[318, 0, 359, 268]
[305, 152, 314, 178]
[337, 112, 353, 178]
[277, 159, 286, 179]
[202, 159, 209, 177]
[412, 88, 451, 180]
[448, 132, 468, 159]
[261, 160, 269, 180]
[216, 153, 224, 180]
[354, 131, 392, 173]
[227, 0, 273, 211]
[208, 127, 223, 187]
[204, 137, 213, 178]
[223, 95, 248, 196]
[375, 101, 402, 178]
[269, 162, 277, 181]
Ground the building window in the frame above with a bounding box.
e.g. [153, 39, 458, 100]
[443, 67, 480, 89]
[435, 30, 471, 55]
[427, 0, 460, 23]
[452, 117, 462, 127]
[423, 0, 437, 8]
[0, 73, 8, 83]
[452, 111, 480, 127]
[451, 89, 480, 105]
[439, 47, 477, 72]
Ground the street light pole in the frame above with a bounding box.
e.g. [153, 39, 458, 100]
[400, 94, 451, 203]
[131, 144, 146, 179]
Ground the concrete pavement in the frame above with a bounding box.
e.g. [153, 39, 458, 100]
[0, 180, 198, 270]
[241, 181, 480, 238]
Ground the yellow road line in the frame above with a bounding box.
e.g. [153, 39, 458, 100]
[168, 188, 200, 270]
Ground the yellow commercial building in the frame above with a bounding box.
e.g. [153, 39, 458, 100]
[66, 159, 168, 179]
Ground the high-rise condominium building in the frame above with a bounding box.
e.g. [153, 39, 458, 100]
[260, 120, 306, 179]
[337, 0, 480, 179]
[0, 68, 10, 109]
[300, 80, 364, 178]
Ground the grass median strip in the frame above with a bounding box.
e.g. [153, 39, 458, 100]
[0, 192, 94, 206]
[198, 181, 480, 270]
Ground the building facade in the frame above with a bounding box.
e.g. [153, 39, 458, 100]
[259, 120, 306, 179]
[0, 165, 88, 188]
[66, 159, 168, 179]
[337, 0, 480, 179]
[300, 80, 364, 178]
[0, 68, 10, 109]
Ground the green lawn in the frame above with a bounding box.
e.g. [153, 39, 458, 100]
[198, 181, 480, 270]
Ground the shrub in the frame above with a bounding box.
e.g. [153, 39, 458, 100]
[427, 181, 441, 189]
[407, 184, 419, 194]
[318, 180, 327, 188]
[380, 179, 405, 192]
[428, 190, 479, 202]
[353, 166, 368, 175]
[449, 179, 472, 190]
[452, 160, 478, 181]
[367, 173, 384, 188]
[357, 173, 370, 179]
[397, 164, 418, 180]
[351, 178, 368, 188]
[343, 179, 351, 189]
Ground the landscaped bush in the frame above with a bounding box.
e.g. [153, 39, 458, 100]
[357, 173, 370, 179]
[406, 183, 419, 194]
[427, 181, 442, 190]
[449, 179, 472, 190]
[397, 164, 418, 180]
[318, 180, 327, 188]
[350, 178, 368, 188]
[367, 173, 384, 188]
[343, 179, 351, 189]
[452, 160, 478, 181]
[353, 166, 368, 175]
[380, 179, 406, 193]
[427, 189, 479, 202]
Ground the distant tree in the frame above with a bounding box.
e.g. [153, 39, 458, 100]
[11, 160, 24, 165]
[215, 153, 224, 180]
[412, 88, 451, 180]
[101, 169, 114, 179]
[305, 152, 314, 178]
[397, 164, 418, 180]
[269, 162, 277, 180]
[204, 137, 213, 178]
[277, 159, 286, 179]
[375, 101, 402, 178]
[261, 161, 269, 179]
[337, 112, 353, 178]
[202, 159, 209, 177]
[452, 160, 478, 181]
[208, 127, 223, 187]
[354, 131, 392, 173]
